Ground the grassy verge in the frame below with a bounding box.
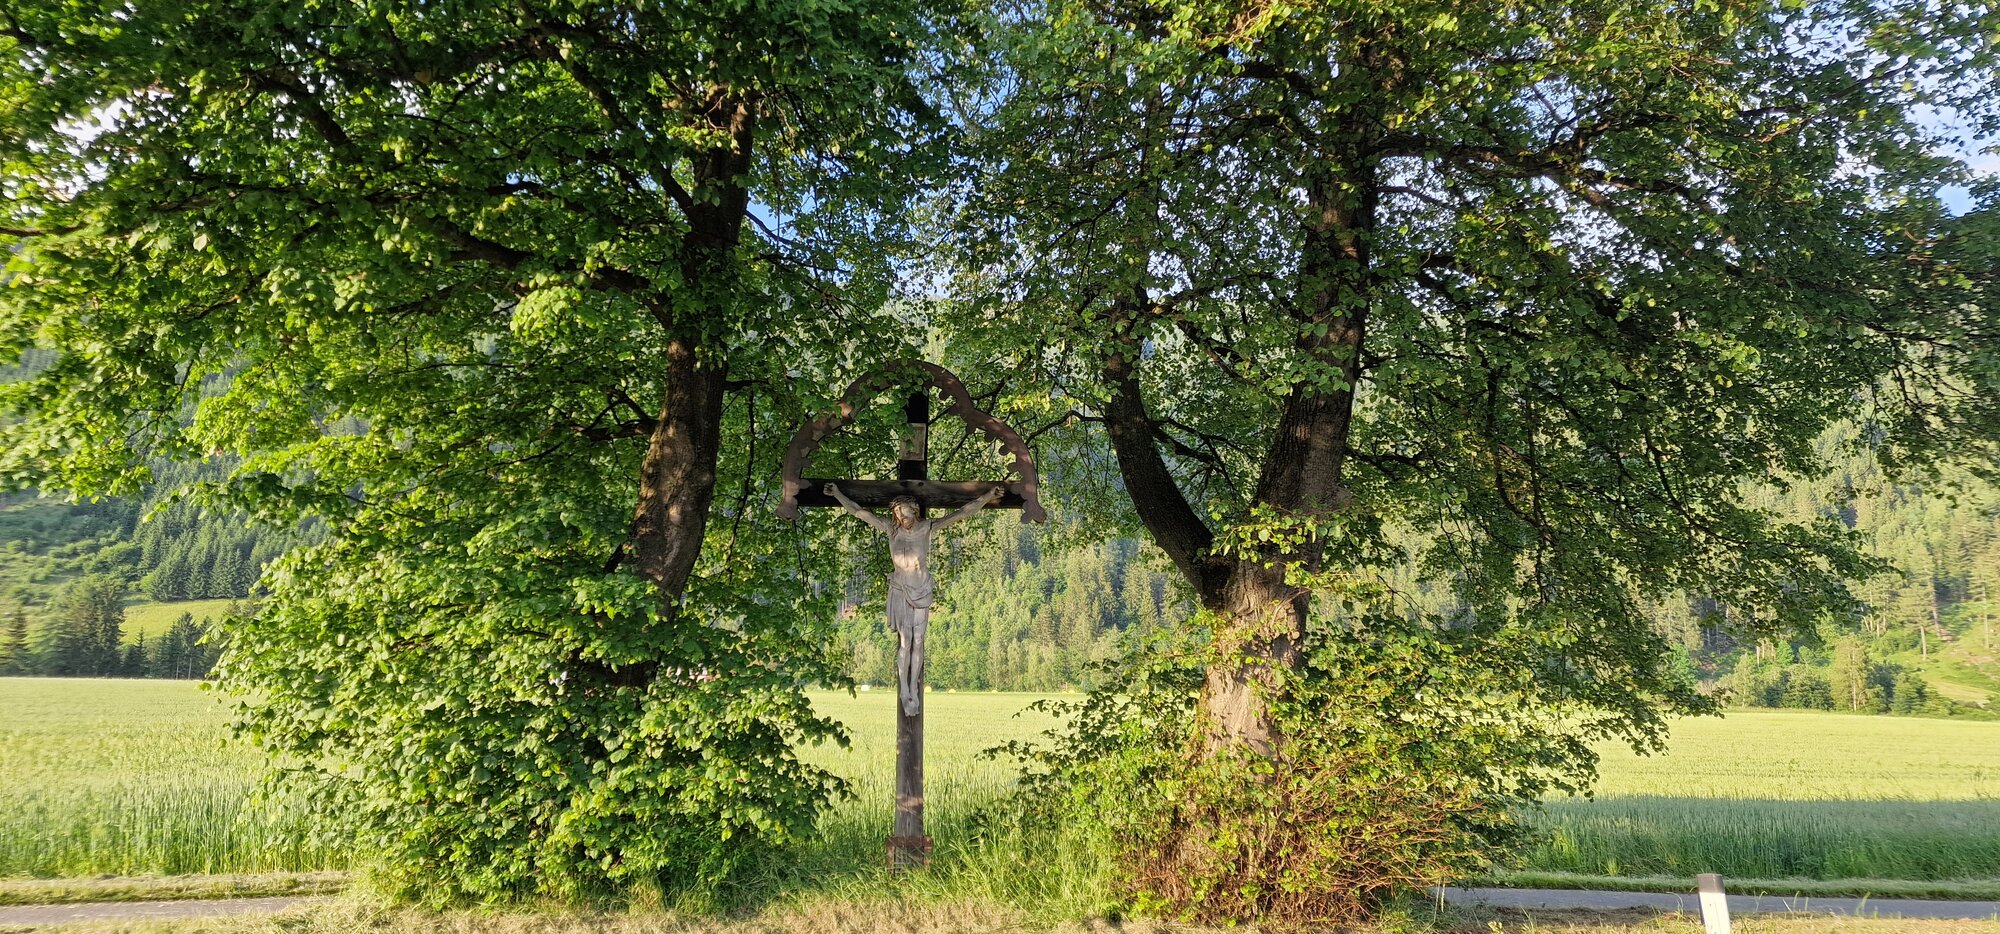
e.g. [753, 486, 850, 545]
[8, 683, 2000, 908]
[5, 896, 2000, 934]
[0, 871, 350, 906]
[1478, 871, 2000, 901]
[6, 868, 1994, 911]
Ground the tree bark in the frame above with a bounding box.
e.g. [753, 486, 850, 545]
[626, 92, 755, 606]
[1102, 332, 1227, 607]
[628, 338, 730, 601]
[1198, 157, 1375, 750]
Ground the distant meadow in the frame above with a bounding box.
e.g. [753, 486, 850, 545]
[2, 678, 1996, 894]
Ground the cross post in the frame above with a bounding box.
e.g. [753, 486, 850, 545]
[890, 391, 928, 869]
[779, 361, 1045, 872]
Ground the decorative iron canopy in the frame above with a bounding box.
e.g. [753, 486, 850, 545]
[778, 360, 1045, 523]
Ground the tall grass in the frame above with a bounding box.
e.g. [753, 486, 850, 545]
[1524, 709, 2000, 883]
[0, 679, 336, 876]
[762, 692, 1115, 915]
[1527, 796, 2000, 880]
[3, 679, 1998, 888]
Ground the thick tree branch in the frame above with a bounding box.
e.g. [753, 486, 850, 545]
[1103, 297, 1225, 604]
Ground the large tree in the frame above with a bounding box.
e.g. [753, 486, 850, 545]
[1, 0, 954, 898]
[950, 0, 1998, 918]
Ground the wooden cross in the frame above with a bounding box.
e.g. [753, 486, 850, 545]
[780, 361, 1044, 869]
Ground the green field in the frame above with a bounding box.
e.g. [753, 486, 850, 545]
[120, 600, 241, 643]
[3, 679, 1997, 892]
[1532, 710, 2000, 881]
[0, 679, 331, 877]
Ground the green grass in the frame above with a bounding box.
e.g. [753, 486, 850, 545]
[1527, 710, 2000, 883]
[119, 599, 241, 643]
[0, 679, 336, 877]
[5, 679, 1999, 898]
[1931, 678, 1996, 706]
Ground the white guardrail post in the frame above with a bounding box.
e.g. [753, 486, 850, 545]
[1697, 873, 1732, 934]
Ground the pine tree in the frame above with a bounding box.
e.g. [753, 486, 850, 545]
[232, 539, 261, 596]
[137, 523, 163, 571]
[49, 577, 123, 676]
[212, 544, 245, 600]
[122, 633, 149, 678]
[190, 616, 222, 678]
[152, 612, 195, 679]
[1971, 518, 2000, 653]
[146, 542, 192, 601]
[184, 528, 216, 599]
[1119, 561, 1163, 643]
[94, 582, 126, 674]
[0, 605, 29, 676]
[1890, 670, 1931, 714]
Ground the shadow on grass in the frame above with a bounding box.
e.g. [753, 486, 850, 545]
[1524, 795, 2000, 881]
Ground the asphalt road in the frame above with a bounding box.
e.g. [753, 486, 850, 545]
[0, 896, 315, 926]
[1445, 886, 2000, 920]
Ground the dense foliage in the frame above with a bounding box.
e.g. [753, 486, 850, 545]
[3, 0, 1998, 920]
[1, 0, 961, 902]
[1005, 614, 1616, 923]
[934, 0, 2000, 920]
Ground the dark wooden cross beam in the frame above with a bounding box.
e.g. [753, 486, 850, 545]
[891, 390, 928, 871]
[778, 360, 1045, 522]
[778, 361, 1044, 872]
[789, 479, 1033, 512]
[901, 391, 928, 482]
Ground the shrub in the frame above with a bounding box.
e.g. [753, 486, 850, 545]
[999, 615, 1619, 926]
[220, 507, 848, 905]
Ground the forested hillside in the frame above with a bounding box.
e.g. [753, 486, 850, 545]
[0, 462, 293, 597]
[0, 354, 294, 677]
[0, 476, 267, 677]
[3, 422, 1995, 704]
[1707, 426, 2000, 717]
[822, 429, 2000, 709]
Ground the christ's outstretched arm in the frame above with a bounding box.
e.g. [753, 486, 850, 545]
[824, 482, 894, 533]
[931, 485, 1007, 531]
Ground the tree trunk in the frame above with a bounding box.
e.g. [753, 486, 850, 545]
[1193, 153, 1374, 754]
[628, 338, 729, 601]
[1200, 563, 1302, 755]
[624, 91, 754, 607]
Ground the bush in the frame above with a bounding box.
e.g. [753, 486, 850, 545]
[998, 616, 1616, 926]
[1780, 667, 1836, 710]
[1891, 670, 1931, 714]
[220, 507, 847, 905]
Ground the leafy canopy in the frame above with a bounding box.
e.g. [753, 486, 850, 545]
[940, 0, 2000, 919]
[1, 0, 960, 900]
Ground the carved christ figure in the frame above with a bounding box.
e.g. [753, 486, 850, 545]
[824, 483, 1006, 716]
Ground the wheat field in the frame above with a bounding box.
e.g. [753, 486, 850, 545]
[2, 679, 1997, 888]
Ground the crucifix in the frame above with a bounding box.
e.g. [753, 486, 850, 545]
[780, 360, 1044, 870]
[821, 481, 1005, 720]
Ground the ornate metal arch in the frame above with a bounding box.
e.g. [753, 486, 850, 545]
[778, 360, 1045, 523]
